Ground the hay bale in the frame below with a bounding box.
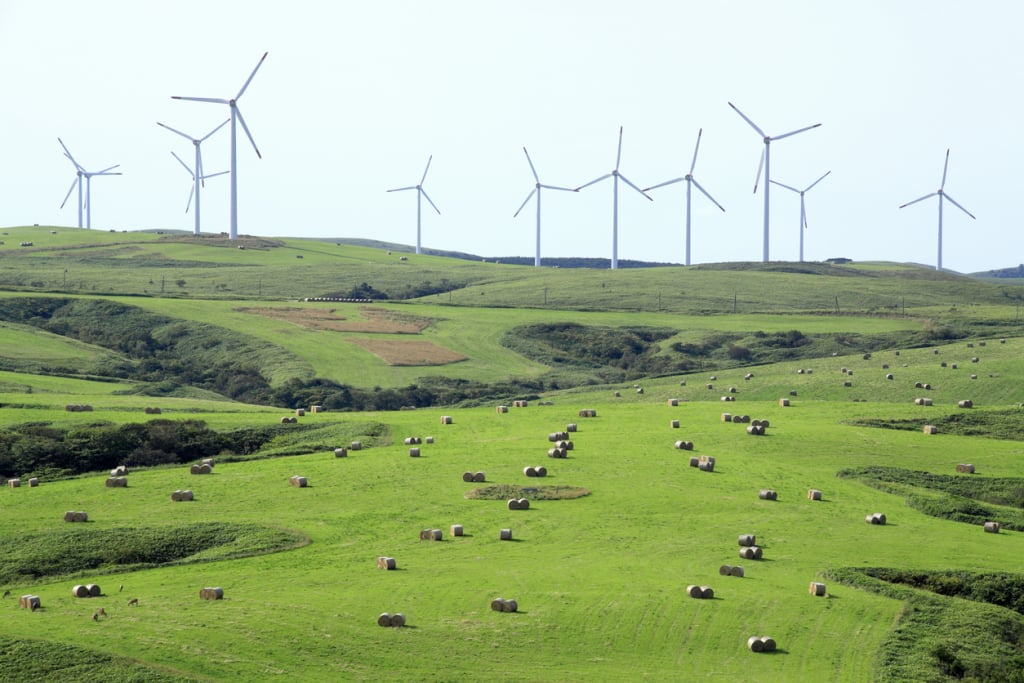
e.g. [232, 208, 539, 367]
[759, 489, 777, 501]
[972, 356, 980, 363]
[885, 373, 894, 380]
[524, 466, 538, 477]
[110, 465, 128, 477]
[451, 524, 464, 537]
[915, 382, 924, 389]
[808, 489, 822, 501]
[87, 584, 101, 597]
[190, 463, 212, 474]
[105, 476, 128, 487]
[809, 582, 827, 596]
[797, 368, 804, 374]
[674, 440, 694, 450]
[547, 447, 567, 458]
[72, 584, 90, 598]
[698, 461, 715, 472]
[958, 399, 974, 408]
[701, 586, 715, 599]
[868, 513, 887, 525]
[668, 398, 679, 406]
[334, 447, 348, 458]
[377, 556, 397, 570]
[843, 380, 852, 387]
[760, 637, 777, 652]
[199, 587, 224, 600]
[378, 612, 393, 626]
[738, 547, 756, 560]
[490, 598, 506, 612]
[970, 374, 978, 380]
[289, 475, 308, 487]
[745, 373, 754, 380]
[350, 441, 362, 450]
[425, 436, 434, 444]
[440, 415, 453, 424]
[7, 478, 20, 488]
[747, 636, 765, 653]
[310, 405, 322, 413]
[389, 612, 406, 627]
[548, 432, 568, 442]
[730, 565, 745, 577]
[409, 447, 420, 457]
[280, 416, 293, 424]
[462, 471, 474, 482]
[473, 471, 485, 482]
[956, 463, 975, 474]
[720, 395, 735, 402]
[922, 424, 937, 435]
[680, 380, 687, 386]
[951, 363, 958, 369]
[507, 498, 520, 510]
[556, 440, 574, 451]
[613, 391, 620, 397]
[636, 387, 644, 395]
[729, 386, 738, 394]
[518, 498, 530, 510]
[706, 383, 714, 390]
[496, 405, 508, 413]
[19, 595, 40, 610]
[719, 565, 733, 576]
[721, 413, 732, 422]
[671, 419, 681, 428]
[566, 423, 577, 433]
[790, 390, 798, 396]
[500, 528, 512, 541]
[738, 534, 756, 547]
[747, 424, 765, 436]
[688, 456, 700, 468]
[27, 477, 39, 487]
[778, 398, 790, 407]
[686, 584, 703, 598]
[882, 363, 889, 369]
[502, 599, 518, 613]
[536, 466, 547, 477]
[984, 521, 1000, 533]
[171, 489, 195, 502]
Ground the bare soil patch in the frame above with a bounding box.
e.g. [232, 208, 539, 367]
[238, 305, 435, 334]
[348, 337, 468, 366]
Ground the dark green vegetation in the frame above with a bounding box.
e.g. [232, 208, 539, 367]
[850, 407, 1024, 441]
[0, 637, 199, 683]
[463, 484, 590, 500]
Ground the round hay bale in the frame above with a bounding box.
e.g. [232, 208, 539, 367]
[200, 587, 224, 600]
[797, 368, 805, 374]
[686, 584, 703, 598]
[958, 399, 974, 408]
[419, 529, 433, 541]
[668, 398, 679, 406]
[20, 595, 41, 610]
[377, 556, 397, 570]
[872, 513, 886, 525]
[843, 380, 852, 387]
[739, 547, 756, 560]
[730, 565, 745, 578]
[450, 524, 464, 537]
[547, 447, 566, 459]
[972, 356, 980, 363]
[705, 383, 713, 390]
[810, 582, 827, 596]
[566, 423, 577, 432]
[746, 425, 764, 436]
[689, 456, 700, 468]
[752, 546, 763, 560]
[334, 447, 348, 458]
[745, 373, 754, 380]
[759, 489, 777, 501]
[613, 391, 621, 397]
[518, 498, 530, 510]
[7, 478, 19, 488]
[27, 477, 39, 487]
[378, 612, 392, 626]
[502, 599, 518, 613]
[671, 419, 681, 428]
[729, 386, 737, 393]
[923, 425, 937, 434]
[462, 471, 475, 482]
[698, 461, 715, 472]
[536, 466, 547, 477]
[951, 363, 958, 369]
[674, 440, 693, 450]
[808, 489, 822, 500]
[440, 416, 453, 424]
[491, 598, 505, 612]
[496, 405, 509, 414]
[87, 584, 101, 597]
[760, 637, 777, 652]
[984, 521, 1000, 533]
[72, 584, 90, 598]
[500, 528, 512, 541]
[700, 586, 714, 599]
[289, 475, 308, 487]
[778, 398, 790, 407]
[430, 529, 442, 540]
[403, 437, 415, 445]
[389, 613, 406, 627]
[524, 466, 537, 477]
[409, 447, 420, 457]
[350, 441, 362, 451]
[473, 471, 486, 482]
[507, 498, 520, 510]
[557, 440, 574, 451]
[886, 373, 894, 380]
[719, 565, 733, 576]
[747, 636, 765, 653]
[738, 534, 756, 547]
[171, 489, 183, 502]
[956, 463, 975, 474]
[721, 412, 732, 422]
[731, 414, 744, 423]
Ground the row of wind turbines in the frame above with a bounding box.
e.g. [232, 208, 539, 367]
[388, 103, 975, 271]
[55, 59, 975, 271]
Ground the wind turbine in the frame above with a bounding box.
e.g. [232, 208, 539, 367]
[728, 102, 821, 262]
[172, 52, 268, 240]
[58, 138, 121, 229]
[170, 151, 229, 232]
[769, 170, 830, 263]
[387, 155, 440, 255]
[574, 126, 652, 270]
[642, 128, 725, 266]
[899, 149, 975, 271]
[157, 119, 230, 235]
[513, 147, 577, 267]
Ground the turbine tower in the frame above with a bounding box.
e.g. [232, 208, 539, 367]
[642, 128, 725, 266]
[899, 149, 975, 271]
[157, 119, 230, 235]
[769, 171, 830, 263]
[387, 155, 440, 255]
[58, 138, 121, 229]
[574, 126, 652, 270]
[170, 151, 229, 232]
[513, 147, 576, 267]
[172, 52, 267, 240]
[728, 102, 821, 262]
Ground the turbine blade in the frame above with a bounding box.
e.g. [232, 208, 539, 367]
[156, 121, 193, 141]
[60, 176, 79, 209]
[615, 126, 624, 170]
[728, 102, 765, 137]
[642, 177, 684, 192]
[201, 170, 230, 180]
[771, 122, 822, 141]
[753, 146, 765, 193]
[539, 184, 575, 192]
[58, 138, 83, 171]
[171, 151, 194, 176]
[899, 192, 938, 209]
[618, 173, 653, 201]
[200, 118, 231, 142]
[689, 128, 702, 175]
[95, 164, 120, 175]
[806, 170, 831, 192]
[514, 188, 537, 217]
[172, 96, 230, 105]
[941, 148, 950, 189]
[421, 155, 433, 185]
[523, 147, 539, 183]
[387, 185, 417, 193]
[769, 179, 800, 193]
[236, 51, 269, 99]
[186, 184, 195, 213]
[235, 108, 262, 158]
[691, 178, 726, 211]
[420, 188, 441, 214]
[802, 200, 808, 229]
[942, 193, 976, 219]
[575, 174, 612, 191]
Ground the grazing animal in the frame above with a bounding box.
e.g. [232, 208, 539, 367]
[95, 607, 107, 618]
[119, 584, 124, 593]
[2, 589, 10, 598]
[92, 612, 98, 622]
[127, 598, 138, 606]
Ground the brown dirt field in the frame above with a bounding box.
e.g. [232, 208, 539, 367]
[237, 305, 435, 334]
[347, 338, 468, 366]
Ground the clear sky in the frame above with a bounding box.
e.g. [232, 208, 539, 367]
[1, 1, 1020, 272]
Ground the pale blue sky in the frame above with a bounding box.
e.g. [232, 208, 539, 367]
[1, 1, 1020, 272]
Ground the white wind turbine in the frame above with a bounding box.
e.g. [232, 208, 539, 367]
[58, 138, 121, 229]
[899, 149, 975, 271]
[387, 155, 441, 255]
[157, 119, 230, 235]
[575, 126, 652, 270]
[642, 128, 725, 266]
[170, 151, 229, 231]
[769, 170, 830, 263]
[728, 102, 821, 262]
[513, 147, 577, 267]
[172, 52, 267, 240]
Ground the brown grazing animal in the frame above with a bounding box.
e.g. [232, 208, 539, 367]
[127, 598, 139, 606]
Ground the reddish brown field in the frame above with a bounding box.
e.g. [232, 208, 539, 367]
[238, 305, 434, 334]
[346, 337, 467, 366]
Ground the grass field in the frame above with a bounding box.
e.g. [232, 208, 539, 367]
[1, 226, 1024, 681]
